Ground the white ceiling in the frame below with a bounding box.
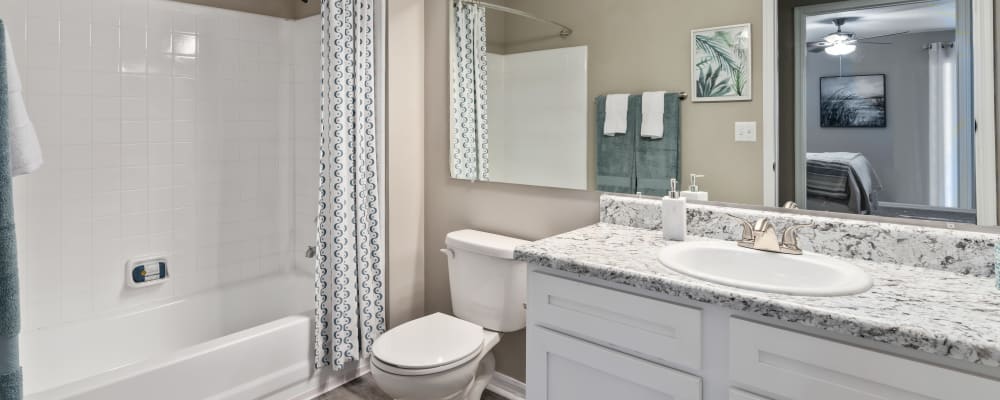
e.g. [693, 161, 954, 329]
[805, 0, 956, 42]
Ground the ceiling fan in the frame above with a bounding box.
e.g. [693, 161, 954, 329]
[807, 17, 909, 56]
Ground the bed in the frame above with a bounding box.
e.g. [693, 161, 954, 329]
[806, 152, 883, 214]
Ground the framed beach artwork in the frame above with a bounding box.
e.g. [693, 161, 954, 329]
[691, 23, 752, 102]
[819, 74, 887, 128]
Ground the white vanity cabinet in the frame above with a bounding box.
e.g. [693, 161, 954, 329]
[527, 272, 703, 400]
[526, 269, 1000, 400]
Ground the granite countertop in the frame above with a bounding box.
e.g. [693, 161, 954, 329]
[515, 223, 1000, 368]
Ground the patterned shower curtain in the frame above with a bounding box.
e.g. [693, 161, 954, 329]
[314, 0, 385, 370]
[451, 0, 490, 181]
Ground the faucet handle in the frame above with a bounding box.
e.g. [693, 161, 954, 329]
[780, 223, 814, 254]
[752, 218, 774, 233]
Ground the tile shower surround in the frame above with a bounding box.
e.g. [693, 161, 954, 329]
[5, 0, 321, 332]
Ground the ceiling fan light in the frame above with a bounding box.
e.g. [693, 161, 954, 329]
[825, 42, 856, 56]
[823, 32, 848, 44]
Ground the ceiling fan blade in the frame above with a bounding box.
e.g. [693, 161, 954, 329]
[809, 46, 827, 53]
[859, 41, 892, 45]
[856, 31, 910, 41]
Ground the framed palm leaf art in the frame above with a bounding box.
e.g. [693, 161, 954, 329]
[691, 23, 752, 102]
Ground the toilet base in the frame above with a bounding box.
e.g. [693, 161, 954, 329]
[466, 352, 495, 400]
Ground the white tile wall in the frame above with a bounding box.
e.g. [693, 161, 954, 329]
[5, 0, 308, 332]
[291, 15, 320, 274]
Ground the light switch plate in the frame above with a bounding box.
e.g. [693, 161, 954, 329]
[735, 121, 757, 142]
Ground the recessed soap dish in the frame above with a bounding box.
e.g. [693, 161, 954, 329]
[126, 256, 169, 288]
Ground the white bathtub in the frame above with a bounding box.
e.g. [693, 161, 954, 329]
[22, 273, 363, 400]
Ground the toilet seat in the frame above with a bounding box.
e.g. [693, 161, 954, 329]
[371, 313, 485, 376]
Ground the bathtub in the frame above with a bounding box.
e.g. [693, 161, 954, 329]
[21, 273, 363, 400]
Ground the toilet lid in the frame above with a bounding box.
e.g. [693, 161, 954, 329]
[371, 313, 484, 370]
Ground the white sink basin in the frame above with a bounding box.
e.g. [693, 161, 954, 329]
[657, 241, 873, 296]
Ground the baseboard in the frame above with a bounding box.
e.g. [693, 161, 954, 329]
[486, 372, 526, 400]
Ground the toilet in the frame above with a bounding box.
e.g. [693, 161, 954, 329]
[370, 230, 529, 400]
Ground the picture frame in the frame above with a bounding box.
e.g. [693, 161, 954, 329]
[819, 74, 887, 128]
[691, 23, 753, 103]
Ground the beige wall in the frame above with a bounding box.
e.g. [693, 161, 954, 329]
[425, 0, 765, 380]
[427, 1, 602, 383]
[491, 0, 765, 204]
[174, 0, 320, 19]
[387, 0, 427, 329]
[419, 0, 1000, 383]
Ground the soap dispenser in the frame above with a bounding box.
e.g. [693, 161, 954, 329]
[662, 178, 687, 241]
[680, 174, 709, 201]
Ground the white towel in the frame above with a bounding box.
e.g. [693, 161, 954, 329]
[603, 94, 629, 136]
[6, 27, 41, 177]
[640, 91, 666, 138]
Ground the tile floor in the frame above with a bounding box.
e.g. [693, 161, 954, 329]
[314, 374, 507, 400]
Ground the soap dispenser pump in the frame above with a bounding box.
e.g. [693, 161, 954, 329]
[662, 178, 687, 241]
[680, 174, 709, 201]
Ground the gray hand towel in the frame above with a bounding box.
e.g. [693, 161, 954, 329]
[635, 93, 680, 197]
[596, 95, 637, 194]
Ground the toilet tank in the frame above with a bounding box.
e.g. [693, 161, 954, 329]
[444, 230, 529, 332]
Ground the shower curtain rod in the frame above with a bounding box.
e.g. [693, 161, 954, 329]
[462, 0, 573, 37]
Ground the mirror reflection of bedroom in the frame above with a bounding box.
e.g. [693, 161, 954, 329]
[789, 0, 977, 223]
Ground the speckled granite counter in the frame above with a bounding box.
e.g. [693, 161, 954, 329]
[515, 223, 1000, 368]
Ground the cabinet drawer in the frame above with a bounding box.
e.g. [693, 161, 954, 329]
[527, 326, 702, 400]
[529, 271, 702, 370]
[730, 319, 1000, 400]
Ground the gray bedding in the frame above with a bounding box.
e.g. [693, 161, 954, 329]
[806, 152, 883, 214]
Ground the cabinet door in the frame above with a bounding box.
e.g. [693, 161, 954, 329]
[527, 326, 701, 400]
[730, 319, 1000, 400]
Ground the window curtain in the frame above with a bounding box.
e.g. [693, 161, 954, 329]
[927, 42, 959, 208]
[314, 0, 385, 370]
[451, 0, 490, 181]
[0, 21, 23, 400]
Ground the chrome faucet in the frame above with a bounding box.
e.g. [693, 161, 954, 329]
[730, 202, 812, 255]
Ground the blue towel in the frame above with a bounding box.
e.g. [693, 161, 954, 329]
[595, 95, 639, 194]
[0, 20, 22, 400]
[635, 93, 681, 196]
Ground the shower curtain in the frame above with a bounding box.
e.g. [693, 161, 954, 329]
[927, 42, 959, 208]
[313, 0, 386, 370]
[451, 0, 490, 181]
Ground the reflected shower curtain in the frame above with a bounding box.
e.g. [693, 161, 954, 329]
[451, 0, 490, 180]
[927, 42, 958, 208]
[314, 0, 385, 369]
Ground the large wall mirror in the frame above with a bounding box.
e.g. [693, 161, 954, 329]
[448, 0, 998, 227]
